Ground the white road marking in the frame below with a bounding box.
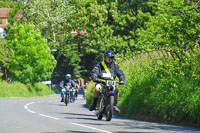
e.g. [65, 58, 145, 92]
[24, 101, 60, 120]
[24, 105, 28, 109]
[27, 109, 36, 114]
[24, 102, 35, 113]
[72, 123, 112, 133]
[39, 114, 59, 120]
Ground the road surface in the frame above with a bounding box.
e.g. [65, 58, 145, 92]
[0, 94, 200, 133]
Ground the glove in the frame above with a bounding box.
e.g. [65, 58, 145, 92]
[92, 75, 98, 82]
[93, 78, 98, 82]
[119, 81, 125, 85]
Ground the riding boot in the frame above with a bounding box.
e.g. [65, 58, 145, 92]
[89, 98, 98, 111]
[60, 98, 64, 102]
[114, 100, 117, 106]
[113, 100, 120, 113]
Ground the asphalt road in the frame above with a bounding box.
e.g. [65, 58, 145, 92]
[0, 94, 200, 133]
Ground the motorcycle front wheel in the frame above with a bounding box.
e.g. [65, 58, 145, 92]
[106, 96, 114, 121]
[65, 94, 69, 106]
[96, 98, 103, 120]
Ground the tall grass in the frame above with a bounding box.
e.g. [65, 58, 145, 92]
[86, 81, 95, 106]
[0, 81, 55, 97]
[118, 48, 200, 127]
[118, 54, 158, 118]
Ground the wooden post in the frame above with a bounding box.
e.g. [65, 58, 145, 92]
[147, 51, 152, 59]
[174, 51, 180, 60]
[160, 49, 167, 61]
[169, 50, 176, 60]
[164, 49, 170, 57]
[156, 50, 161, 59]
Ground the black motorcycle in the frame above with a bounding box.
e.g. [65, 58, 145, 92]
[95, 80, 119, 121]
[64, 86, 71, 106]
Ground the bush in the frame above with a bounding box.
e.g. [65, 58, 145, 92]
[86, 81, 95, 106]
[0, 81, 55, 97]
[33, 83, 53, 96]
[86, 48, 200, 127]
[0, 81, 30, 97]
[117, 48, 200, 127]
[6, 23, 56, 84]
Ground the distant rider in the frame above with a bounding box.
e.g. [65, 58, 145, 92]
[59, 74, 76, 102]
[73, 79, 79, 100]
[89, 50, 125, 112]
[82, 81, 88, 99]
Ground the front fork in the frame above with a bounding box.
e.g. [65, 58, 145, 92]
[99, 87, 114, 112]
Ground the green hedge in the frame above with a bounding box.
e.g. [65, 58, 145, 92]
[0, 81, 55, 97]
[86, 48, 200, 127]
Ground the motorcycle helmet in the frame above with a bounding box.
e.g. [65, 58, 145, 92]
[104, 50, 114, 63]
[65, 74, 71, 80]
[73, 79, 78, 83]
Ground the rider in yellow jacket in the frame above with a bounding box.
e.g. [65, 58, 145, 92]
[89, 50, 125, 112]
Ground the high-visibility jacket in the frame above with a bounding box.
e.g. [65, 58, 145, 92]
[91, 61, 125, 82]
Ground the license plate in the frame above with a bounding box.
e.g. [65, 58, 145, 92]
[106, 80, 116, 86]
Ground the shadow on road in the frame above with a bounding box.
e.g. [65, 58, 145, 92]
[42, 131, 96, 133]
[107, 120, 200, 133]
[62, 112, 94, 117]
[67, 131, 96, 133]
[62, 112, 97, 121]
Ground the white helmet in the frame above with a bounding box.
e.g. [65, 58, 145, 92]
[65, 74, 71, 79]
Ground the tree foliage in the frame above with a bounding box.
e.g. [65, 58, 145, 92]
[21, 0, 83, 82]
[0, 38, 9, 79]
[5, 23, 56, 83]
[0, 0, 18, 8]
[136, 0, 200, 50]
[1, 0, 199, 82]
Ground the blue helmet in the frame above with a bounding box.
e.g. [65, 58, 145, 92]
[73, 79, 78, 83]
[104, 50, 114, 58]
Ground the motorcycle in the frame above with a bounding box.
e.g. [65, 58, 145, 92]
[64, 86, 71, 106]
[95, 80, 119, 121]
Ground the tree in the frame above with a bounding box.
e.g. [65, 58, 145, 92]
[5, 23, 56, 83]
[22, 0, 75, 49]
[0, 0, 18, 8]
[68, 0, 152, 74]
[21, 0, 84, 82]
[136, 0, 200, 50]
[0, 38, 9, 79]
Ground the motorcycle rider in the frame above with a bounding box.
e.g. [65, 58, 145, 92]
[89, 50, 125, 112]
[73, 79, 79, 100]
[60, 74, 76, 102]
[82, 81, 88, 99]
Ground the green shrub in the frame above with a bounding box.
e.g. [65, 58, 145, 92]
[0, 81, 30, 97]
[86, 48, 200, 127]
[86, 81, 95, 106]
[6, 23, 56, 84]
[148, 49, 200, 126]
[33, 83, 53, 96]
[117, 48, 200, 127]
[0, 81, 55, 97]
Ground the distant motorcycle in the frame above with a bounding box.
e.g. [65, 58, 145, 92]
[64, 86, 70, 106]
[95, 80, 119, 121]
